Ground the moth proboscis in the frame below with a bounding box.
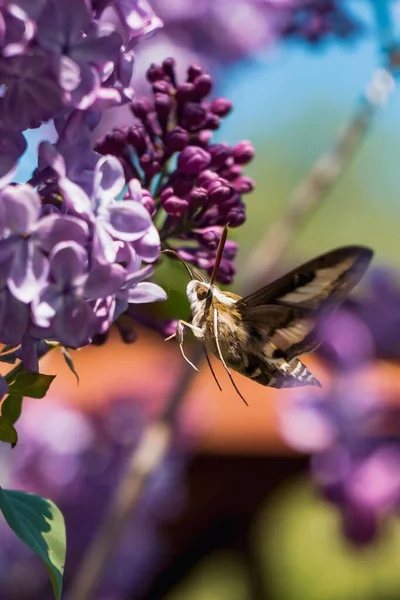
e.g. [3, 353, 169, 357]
[163, 226, 373, 404]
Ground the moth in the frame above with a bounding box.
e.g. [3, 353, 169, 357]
[164, 226, 373, 404]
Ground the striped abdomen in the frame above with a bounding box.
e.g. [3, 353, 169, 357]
[238, 354, 321, 389]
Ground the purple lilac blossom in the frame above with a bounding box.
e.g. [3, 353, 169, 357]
[0, 397, 187, 599]
[95, 58, 256, 284]
[0, 0, 171, 355]
[0, 0, 258, 353]
[0, 0, 163, 180]
[279, 306, 400, 545]
[128, 0, 362, 96]
[321, 268, 400, 363]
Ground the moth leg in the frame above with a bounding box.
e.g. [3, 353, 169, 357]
[166, 320, 200, 372]
[164, 319, 202, 342]
[213, 308, 248, 406]
[203, 345, 222, 392]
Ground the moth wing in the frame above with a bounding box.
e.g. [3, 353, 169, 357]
[236, 246, 373, 361]
[243, 304, 318, 360]
[236, 246, 373, 312]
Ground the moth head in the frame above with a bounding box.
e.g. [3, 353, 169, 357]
[186, 280, 213, 308]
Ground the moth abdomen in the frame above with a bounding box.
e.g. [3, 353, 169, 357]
[241, 354, 321, 389]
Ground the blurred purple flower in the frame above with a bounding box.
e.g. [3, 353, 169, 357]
[279, 305, 400, 545]
[315, 267, 400, 367]
[0, 397, 187, 599]
[121, 0, 363, 103]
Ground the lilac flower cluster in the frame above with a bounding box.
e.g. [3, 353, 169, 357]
[0, 0, 172, 356]
[279, 304, 400, 545]
[0, 133, 167, 353]
[281, 0, 361, 45]
[0, 0, 162, 181]
[0, 397, 187, 599]
[96, 58, 255, 283]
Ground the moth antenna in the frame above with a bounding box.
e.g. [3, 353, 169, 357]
[213, 308, 248, 406]
[210, 224, 229, 286]
[203, 345, 222, 391]
[193, 267, 207, 283]
[161, 248, 195, 280]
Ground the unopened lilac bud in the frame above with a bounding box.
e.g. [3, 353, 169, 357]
[233, 176, 255, 194]
[204, 114, 220, 130]
[116, 321, 138, 344]
[214, 259, 236, 284]
[95, 129, 126, 156]
[165, 127, 189, 152]
[176, 82, 195, 104]
[187, 64, 204, 82]
[140, 155, 161, 177]
[131, 98, 152, 120]
[209, 97, 232, 116]
[182, 102, 207, 129]
[163, 195, 189, 216]
[191, 130, 213, 148]
[162, 57, 177, 85]
[195, 226, 221, 250]
[177, 146, 211, 175]
[126, 124, 147, 155]
[189, 187, 208, 206]
[142, 190, 156, 216]
[146, 63, 165, 83]
[226, 208, 246, 227]
[172, 175, 193, 197]
[160, 187, 174, 202]
[193, 74, 212, 98]
[208, 143, 232, 168]
[233, 141, 255, 165]
[207, 178, 233, 203]
[197, 169, 218, 188]
[154, 93, 172, 118]
[152, 80, 173, 94]
[228, 164, 242, 179]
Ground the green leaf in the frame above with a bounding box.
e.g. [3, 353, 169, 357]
[61, 347, 79, 384]
[9, 372, 56, 399]
[1, 394, 23, 424]
[0, 488, 66, 600]
[0, 416, 18, 447]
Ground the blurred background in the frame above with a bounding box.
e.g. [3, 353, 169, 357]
[5, 1, 400, 599]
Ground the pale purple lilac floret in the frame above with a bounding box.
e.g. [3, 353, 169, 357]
[0, 143, 166, 351]
[0, 0, 163, 181]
